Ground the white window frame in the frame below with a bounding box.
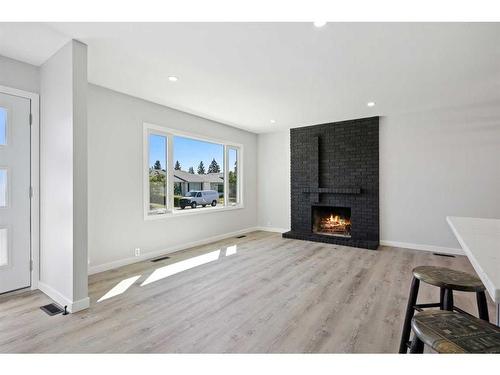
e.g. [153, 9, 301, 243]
[143, 127, 170, 219]
[225, 145, 242, 206]
[143, 122, 244, 220]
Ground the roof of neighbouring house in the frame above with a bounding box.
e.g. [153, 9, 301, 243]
[151, 168, 223, 183]
[174, 170, 223, 183]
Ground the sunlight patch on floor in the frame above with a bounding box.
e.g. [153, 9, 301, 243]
[141, 249, 221, 286]
[226, 244, 237, 256]
[98, 275, 142, 302]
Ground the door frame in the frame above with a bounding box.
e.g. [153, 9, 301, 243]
[0, 84, 40, 291]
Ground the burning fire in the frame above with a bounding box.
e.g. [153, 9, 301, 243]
[327, 214, 345, 225]
[317, 213, 351, 236]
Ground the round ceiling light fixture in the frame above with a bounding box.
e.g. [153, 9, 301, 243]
[168, 76, 179, 82]
[270, 119, 276, 124]
[313, 21, 327, 28]
[367, 101, 376, 107]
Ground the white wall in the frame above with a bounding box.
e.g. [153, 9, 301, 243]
[40, 40, 89, 312]
[380, 104, 500, 251]
[257, 130, 290, 232]
[257, 103, 500, 252]
[87, 84, 258, 272]
[72, 43, 89, 302]
[0, 55, 39, 93]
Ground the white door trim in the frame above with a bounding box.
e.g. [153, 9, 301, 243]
[0, 85, 40, 291]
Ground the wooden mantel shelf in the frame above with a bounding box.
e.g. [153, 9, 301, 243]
[302, 187, 361, 195]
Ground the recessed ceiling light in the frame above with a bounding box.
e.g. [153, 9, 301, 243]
[168, 76, 179, 82]
[313, 21, 327, 28]
[270, 119, 276, 124]
[367, 101, 376, 107]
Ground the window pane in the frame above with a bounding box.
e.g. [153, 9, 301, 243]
[148, 134, 167, 215]
[0, 169, 7, 207]
[228, 148, 238, 205]
[0, 228, 7, 267]
[0, 107, 6, 145]
[173, 136, 224, 210]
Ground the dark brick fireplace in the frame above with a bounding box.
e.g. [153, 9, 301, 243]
[282, 117, 379, 250]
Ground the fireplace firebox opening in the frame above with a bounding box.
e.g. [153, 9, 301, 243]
[312, 206, 352, 238]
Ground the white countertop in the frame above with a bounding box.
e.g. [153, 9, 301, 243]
[447, 216, 500, 304]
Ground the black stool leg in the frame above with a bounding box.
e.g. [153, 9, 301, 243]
[398, 277, 420, 353]
[409, 335, 424, 354]
[476, 291, 490, 322]
[443, 288, 454, 311]
[440, 287, 445, 309]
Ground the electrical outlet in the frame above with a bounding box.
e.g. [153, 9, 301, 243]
[135, 248, 141, 257]
[267, 221, 272, 226]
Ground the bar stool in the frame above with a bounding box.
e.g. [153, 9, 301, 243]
[409, 310, 500, 353]
[399, 265, 489, 353]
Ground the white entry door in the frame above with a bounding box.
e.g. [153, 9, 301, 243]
[0, 92, 31, 294]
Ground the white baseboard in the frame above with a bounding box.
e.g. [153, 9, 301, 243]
[250, 227, 465, 255]
[88, 226, 260, 275]
[38, 281, 72, 309]
[255, 229, 463, 255]
[71, 297, 90, 313]
[255, 226, 289, 233]
[380, 240, 463, 256]
[88, 225, 463, 277]
[255, 229, 463, 257]
[38, 281, 90, 313]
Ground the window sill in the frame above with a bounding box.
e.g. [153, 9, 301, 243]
[144, 204, 245, 221]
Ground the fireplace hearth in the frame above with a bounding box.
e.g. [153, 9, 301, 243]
[312, 206, 351, 237]
[282, 117, 379, 250]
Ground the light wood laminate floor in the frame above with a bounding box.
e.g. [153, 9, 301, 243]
[0, 231, 495, 353]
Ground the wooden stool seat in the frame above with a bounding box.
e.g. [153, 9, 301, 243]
[399, 265, 489, 353]
[413, 266, 485, 292]
[411, 310, 500, 353]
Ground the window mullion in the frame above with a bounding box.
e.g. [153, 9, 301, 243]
[167, 133, 174, 212]
[236, 147, 241, 205]
[224, 145, 229, 207]
[144, 129, 151, 219]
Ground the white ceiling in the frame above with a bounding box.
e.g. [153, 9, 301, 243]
[1, 22, 500, 133]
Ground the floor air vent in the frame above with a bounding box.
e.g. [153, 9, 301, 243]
[151, 256, 170, 262]
[236, 235, 247, 239]
[433, 253, 456, 258]
[40, 303, 64, 316]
